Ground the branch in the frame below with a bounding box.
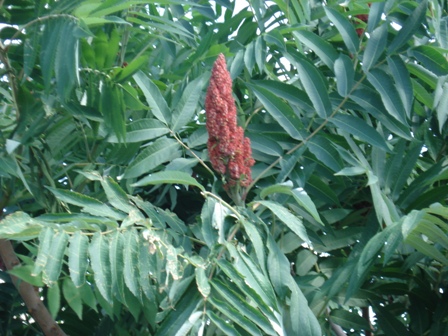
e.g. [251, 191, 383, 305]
[0, 239, 67, 336]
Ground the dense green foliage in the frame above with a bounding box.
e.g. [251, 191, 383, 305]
[0, 0, 447, 335]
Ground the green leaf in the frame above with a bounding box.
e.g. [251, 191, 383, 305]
[109, 230, 125, 301]
[173, 311, 202, 336]
[133, 71, 171, 125]
[132, 170, 205, 192]
[81, 16, 132, 26]
[413, 219, 448, 250]
[195, 267, 211, 298]
[261, 184, 323, 225]
[123, 137, 181, 179]
[108, 119, 170, 143]
[127, 10, 195, 40]
[171, 75, 206, 132]
[334, 54, 354, 97]
[100, 80, 126, 142]
[330, 309, 371, 331]
[187, 127, 208, 148]
[62, 277, 83, 319]
[210, 279, 276, 335]
[293, 30, 339, 69]
[388, 0, 428, 53]
[23, 32, 39, 82]
[123, 229, 140, 299]
[362, 23, 388, 72]
[335, 166, 366, 176]
[277, 148, 306, 183]
[406, 233, 448, 265]
[366, 2, 385, 32]
[287, 273, 321, 336]
[240, 218, 266, 274]
[244, 41, 256, 75]
[436, 82, 448, 133]
[369, 171, 395, 227]
[346, 228, 387, 299]
[38, 213, 114, 229]
[314, 227, 363, 253]
[391, 141, 422, 199]
[228, 245, 279, 321]
[255, 35, 265, 72]
[230, 48, 245, 79]
[295, 54, 332, 117]
[330, 114, 390, 152]
[47, 187, 125, 220]
[427, 203, 448, 221]
[250, 80, 314, 112]
[104, 27, 120, 68]
[78, 283, 97, 312]
[0, 156, 18, 178]
[89, 232, 112, 303]
[295, 249, 318, 276]
[266, 238, 290, 299]
[324, 7, 359, 54]
[33, 227, 54, 276]
[349, 89, 412, 140]
[383, 222, 404, 265]
[90, 0, 147, 17]
[248, 83, 304, 140]
[278, 232, 303, 254]
[217, 257, 277, 314]
[255, 200, 310, 243]
[154, 283, 201, 336]
[406, 62, 438, 89]
[207, 311, 240, 336]
[47, 282, 60, 319]
[45, 231, 69, 285]
[8, 265, 44, 287]
[308, 135, 343, 172]
[0, 212, 43, 240]
[366, 69, 408, 125]
[101, 177, 134, 213]
[411, 45, 448, 76]
[68, 231, 89, 287]
[200, 197, 218, 247]
[208, 296, 262, 336]
[122, 83, 148, 110]
[55, 20, 79, 101]
[40, 18, 62, 92]
[138, 242, 155, 302]
[372, 302, 410, 335]
[248, 133, 283, 157]
[114, 56, 148, 83]
[387, 55, 414, 119]
[265, 28, 285, 51]
[165, 246, 180, 282]
[397, 162, 448, 209]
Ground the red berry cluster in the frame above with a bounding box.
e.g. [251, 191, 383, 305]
[205, 54, 255, 189]
[355, 3, 371, 37]
[356, 14, 369, 36]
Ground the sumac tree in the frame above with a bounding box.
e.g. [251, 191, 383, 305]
[0, 0, 447, 335]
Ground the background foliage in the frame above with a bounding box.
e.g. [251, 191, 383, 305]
[0, 0, 447, 335]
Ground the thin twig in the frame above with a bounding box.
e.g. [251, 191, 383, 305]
[171, 131, 215, 177]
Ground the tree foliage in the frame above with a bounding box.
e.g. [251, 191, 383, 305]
[0, 0, 447, 335]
